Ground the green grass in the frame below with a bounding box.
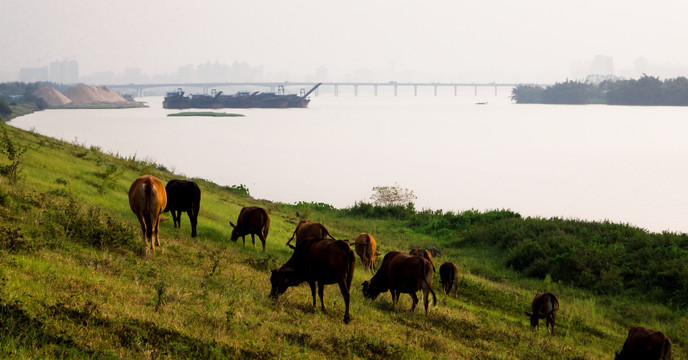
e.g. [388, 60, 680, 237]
[0, 122, 686, 359]
[167, 112, 244, 117]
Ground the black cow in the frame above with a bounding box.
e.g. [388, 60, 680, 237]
[164, 179, 201, 237]
[230, 206, 270, 251]
[525, 292, 559, 335]
[362, 251, 436, 315]
[270, 237, 356, 324]
[615, 326, 672, 360]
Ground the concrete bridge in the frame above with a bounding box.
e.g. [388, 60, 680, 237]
[106, 81, 526, 97]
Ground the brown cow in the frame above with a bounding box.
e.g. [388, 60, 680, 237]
[525, 292, 559, 335]
[362, 251, 436, 315]
[128, 175, 167, 252]
[270, 237, 356, 324]
[615, 326, 672, 360]
[439, 261, 459, 296]
[354, 233, 377, 273]
[229, 206, 270, 251]
[285, 220, 336, 248]
[410, 248, 435, 272]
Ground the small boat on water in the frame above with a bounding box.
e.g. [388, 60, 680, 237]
[475, 100, 489, 105]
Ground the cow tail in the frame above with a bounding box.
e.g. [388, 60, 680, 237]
[262, 209, 271, 239]
[346, 245, 355, 290]
[145, 178, 154, 239]
[662, 338, 672, 360]
[421, 261, 437, 306]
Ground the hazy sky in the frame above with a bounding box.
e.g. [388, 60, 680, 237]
[3, 0, 688, 83]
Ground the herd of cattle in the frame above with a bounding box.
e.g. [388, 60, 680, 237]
[127, 175, 674, 359]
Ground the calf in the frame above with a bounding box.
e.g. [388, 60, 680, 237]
[439, 261, 459, 296]
[525, 292, 559, 335]
[285, 220, 336, 248]
[410, 248, 435, 272]
[164, 179, 201, 238]
[354, 233, 378, 273]
[230, 206, 270, 251]
[362, 251, 436, 315]
[615, 326, 672, 360]
[270, 238, 356, 324]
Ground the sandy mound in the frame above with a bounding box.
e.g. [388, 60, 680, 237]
[33, 86, 72, 106]
[63, 85, 128, 105]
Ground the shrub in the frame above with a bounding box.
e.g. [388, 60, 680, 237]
[0, 126, 28, 183]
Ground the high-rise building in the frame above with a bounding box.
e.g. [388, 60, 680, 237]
[50, 59, 79, 84]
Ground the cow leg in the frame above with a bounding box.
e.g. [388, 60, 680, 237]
[338, 280, 351, 324]
[548, 313, 556, 335]
[257, 233, 266, 252]
[410, 292, 419, 312]
[309, 281, 317, 308]
[423, 289, 430, 315]
[241, 235, 246, 247]
[250, 234, 256, 249]
[172, 210, 179, 228]
[318, 282, 326, 312]
[189, 212, 197, 238]
[153, 214, 161, 248]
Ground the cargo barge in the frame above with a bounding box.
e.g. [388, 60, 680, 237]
[162, 83, 320, 109]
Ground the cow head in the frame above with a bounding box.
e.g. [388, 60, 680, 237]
[229, 221, 240, 241]
[269, 268, 301, 299]
[361, 280, 383, 300]
[524, 312, 539, 328]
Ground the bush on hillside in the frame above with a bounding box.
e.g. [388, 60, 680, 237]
[0, 100, 11, 117]
[42, 195, 140, 253]
[460, 216, 688, 307]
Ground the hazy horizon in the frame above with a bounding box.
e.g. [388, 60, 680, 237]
[3, 0, 688, 84]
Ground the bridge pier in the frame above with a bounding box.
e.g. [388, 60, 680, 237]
[454, 86, 457, 96]
[354, 85, 358, 96]
[414, 85, 417, 96]
[474, 86, 477, 96]
[334, 84, 339, 97]
[394, 85, 398, 96]
[434, 85, 437, 96]
[374, 85, 378, 96]
[495, 85, 498, 96]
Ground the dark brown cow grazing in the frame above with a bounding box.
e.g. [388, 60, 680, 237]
[285, 220, 336, 248]
[525, 292, 559, 335]
[439, 261, 459, 296]
[410, 248, 435, 272]
[270, 237, 356, 324]
[615, 326, 672, 360]
[230, 206, 270, 251]
[128, 175, 167, 252]
[164, 179, 201, 238]
[354, 233, 378, 273]
[362, 251, 436, 315]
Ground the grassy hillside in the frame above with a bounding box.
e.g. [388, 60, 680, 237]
[0, 122, 686, 359]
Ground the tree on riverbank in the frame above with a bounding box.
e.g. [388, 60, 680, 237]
[512, 75, 688, 105]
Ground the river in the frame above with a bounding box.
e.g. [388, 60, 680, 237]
[8, 91, 688, 234]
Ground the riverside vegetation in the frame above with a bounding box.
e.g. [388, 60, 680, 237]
[1, 122, 687, 359]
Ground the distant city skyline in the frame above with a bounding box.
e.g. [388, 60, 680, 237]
[13, 54, 688, 86]
[4, 1, 688, 85]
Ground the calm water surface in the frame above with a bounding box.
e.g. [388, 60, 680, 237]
[9, 93, 688, 233]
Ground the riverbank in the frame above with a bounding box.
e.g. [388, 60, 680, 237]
[0, 122, 685, 359]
